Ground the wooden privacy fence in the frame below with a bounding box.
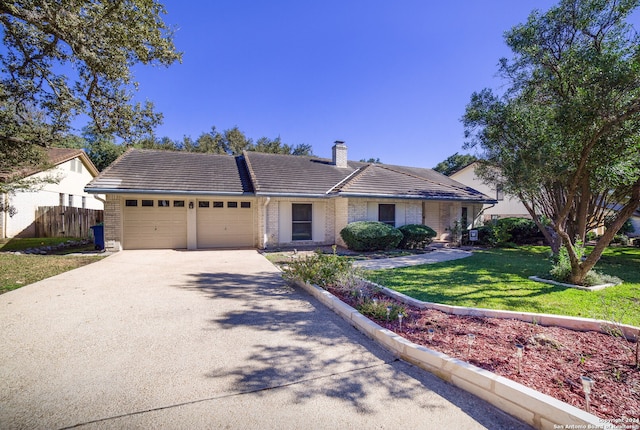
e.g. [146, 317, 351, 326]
[35, 206, 104, 239]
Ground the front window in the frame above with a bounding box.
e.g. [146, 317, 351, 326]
[496, 184, 504, 201]
[378, 204, 395, 226]
[292, 204, 312, 241]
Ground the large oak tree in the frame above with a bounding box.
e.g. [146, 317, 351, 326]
[463, 0, 640, 285]
[0, 0, 181, 177]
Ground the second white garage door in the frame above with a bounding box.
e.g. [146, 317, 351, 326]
[196, 199, 254, 248]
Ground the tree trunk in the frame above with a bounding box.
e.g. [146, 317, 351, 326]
[519, 195, 563, 253]
[564, 179, 640, 285]
[546, 226, 562, 254]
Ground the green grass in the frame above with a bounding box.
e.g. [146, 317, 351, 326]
[365, 246, 640, 327]
[0, 253, 104, 294]
[0, 237, 94, 253]
[1, 238, 103, 294]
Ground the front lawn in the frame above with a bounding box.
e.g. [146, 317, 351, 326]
[0, 254, 104, 294]
[365, 246, 640, 327]
[0, 237, 95, 254]
[0, 237, 104, 294]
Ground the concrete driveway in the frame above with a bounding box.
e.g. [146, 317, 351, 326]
[0, 250, 529, 429]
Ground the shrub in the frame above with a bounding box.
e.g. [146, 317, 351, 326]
[281, 248, 354, 289]
[476, 218, 544, 247]
[497, 217, 544, 244]
[549, 242, 622, 286]
[612, 234, 630, 246]
[357, 297, 406, 322]
[476, 224, 510, 247]
[549, 245, 581, 283]
[340, 221, 403, 252]
[398, 224, 436, 249]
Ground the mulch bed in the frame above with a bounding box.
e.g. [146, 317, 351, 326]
[328, 287, 640, 422]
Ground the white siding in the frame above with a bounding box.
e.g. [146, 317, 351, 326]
[451, 163, 528, 221]
[278, 200, 292, 243]
[3, 156, 103, 238]
[271, 199, 332, 246]
[312, 201, 326, 242]
[423, 202, 441, 236]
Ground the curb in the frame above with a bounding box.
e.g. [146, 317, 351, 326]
[528, 276, 618, 292]
[294, 279, 608, 430]
[368, 281, 639, 341]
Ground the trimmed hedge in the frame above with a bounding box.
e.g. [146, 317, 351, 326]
[340, 221, 403, 251]
[398, 224, 437, 249]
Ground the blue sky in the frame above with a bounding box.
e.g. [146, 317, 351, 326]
[128, 1, 630, 167]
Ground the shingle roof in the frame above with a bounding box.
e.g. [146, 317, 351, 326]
[85, 148, 495, 203]
[337, 164, 492, 201]
[243, 151, 365, 195]
[1, 147, 98, 182]
[85, 149, 253, 194]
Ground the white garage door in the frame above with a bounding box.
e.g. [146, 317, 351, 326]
[123, 198, 187, 249]
[197, 199, 254, 248]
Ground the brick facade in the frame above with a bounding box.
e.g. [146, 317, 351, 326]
[104, 194, 122, 251]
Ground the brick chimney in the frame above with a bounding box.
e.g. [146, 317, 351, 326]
[332, 141, 348, 168]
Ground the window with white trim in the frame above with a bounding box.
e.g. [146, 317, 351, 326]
[378, 204, 395, 226]
[292, 204, 312, 241]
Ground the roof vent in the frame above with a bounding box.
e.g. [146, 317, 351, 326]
[332, 141, 348, 168]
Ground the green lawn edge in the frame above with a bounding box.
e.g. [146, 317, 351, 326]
[364, 246, 640, 327]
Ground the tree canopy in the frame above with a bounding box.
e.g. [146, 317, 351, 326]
[138, 126, 315, 157]
[55, 125, 316, 172]
[463, 0, 640, 285]
[433, 153, 477, 176]
[0, 0, 181, 176]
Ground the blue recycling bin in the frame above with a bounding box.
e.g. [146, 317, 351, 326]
[90, 224, 104, 250]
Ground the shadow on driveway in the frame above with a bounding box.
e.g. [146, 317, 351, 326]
[178, 268, 531, 429]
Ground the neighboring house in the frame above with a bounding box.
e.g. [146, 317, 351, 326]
[450, 161, 529, 223]
[84, 142, 496, 251]
[610, 204, 640, 238]
[451, 162, 640, 237]
[1, 148, 103, 238]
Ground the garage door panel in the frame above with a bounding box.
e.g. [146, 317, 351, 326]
[123, 202, 187, 249]
[197, 200, 254, 248]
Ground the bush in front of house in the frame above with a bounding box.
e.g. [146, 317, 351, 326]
[498, 217, 544, 244]
[340, 221, 403, 251]
[476, 217, 544, 247]
[398, 224, 437, 249]
[475, 224, 510, 247]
